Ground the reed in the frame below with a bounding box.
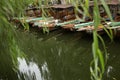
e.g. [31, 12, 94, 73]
[0, 0, 32, 75]
[49, 0, 112, 80]
[54, 0, 112, 79]
[0, 0, 114, 80]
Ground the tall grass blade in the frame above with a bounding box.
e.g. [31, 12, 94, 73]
[100, 0, 113, 40]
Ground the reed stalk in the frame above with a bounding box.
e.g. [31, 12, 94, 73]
[0, 0, 114, 80]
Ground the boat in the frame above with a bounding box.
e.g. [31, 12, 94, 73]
[11, 0, 120, 37]
[33, 18, 60, 31]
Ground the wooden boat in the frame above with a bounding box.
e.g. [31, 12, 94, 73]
[11, 1, 120, 37]
[74, 22, 104, 34]
[50, 4, 75, 21]
[32, 18, 61, 31]
[56, 19, 82, 31]
[12, 16, 60, 31]
[89, 0, 120, 21]
[25, 7, 42, 17]
[56, 20, 105, 35]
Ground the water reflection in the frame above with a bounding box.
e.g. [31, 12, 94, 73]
[15, 31, 93, 80]
[18, 57, 42, 80]
[107, 66, 113, 78]
[1, 30, 120, 80]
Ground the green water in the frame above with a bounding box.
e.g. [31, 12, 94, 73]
[0, 29, 120, 80]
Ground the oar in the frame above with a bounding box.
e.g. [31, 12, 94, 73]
[56, 19, 82, 26]
[107, 22, 120, 27]
[106, 22, 120, 29]
[13, 17, 54, 23]
[74, 22, 94, 29]
[26, 17, 43, 22]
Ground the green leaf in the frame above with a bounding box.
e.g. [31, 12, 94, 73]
[97, 49, 105, 73]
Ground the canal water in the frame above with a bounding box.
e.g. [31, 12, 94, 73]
[0, 29, 120, 80]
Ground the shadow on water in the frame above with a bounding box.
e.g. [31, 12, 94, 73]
[103, 37, 120, 80]
[0, 28, 120, 80]
[15, 29, 93, 80]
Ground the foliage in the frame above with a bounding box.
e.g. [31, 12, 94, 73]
[0, 0, 114, 80]
[0, 0, 32, 79]
[55, 0, 112, 80]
